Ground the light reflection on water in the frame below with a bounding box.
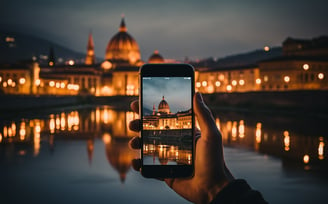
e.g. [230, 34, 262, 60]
[0, 106, 328, 203]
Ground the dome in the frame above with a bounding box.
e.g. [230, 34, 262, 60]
[158, 96, 170, 114]
[148, 50, 164, 63]
[105, 17, 141, 65]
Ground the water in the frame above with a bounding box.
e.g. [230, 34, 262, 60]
[0, 105, 327, 203]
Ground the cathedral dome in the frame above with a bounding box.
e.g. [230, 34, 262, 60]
[148, 50, 164, 63]
[105, 17, 141, 65]
[158, 96, 170, 114]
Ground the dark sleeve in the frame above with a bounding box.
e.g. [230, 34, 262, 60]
[209, 179, 268, 204]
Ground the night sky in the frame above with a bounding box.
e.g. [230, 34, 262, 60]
[1, 0, 328, 60]
[142, 77, 191, 114]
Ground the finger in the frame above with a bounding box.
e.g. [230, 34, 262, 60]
[132, 158, 141, 171]
[129, 119, 141, 132]
[194, 92, 220, 140]
[130, 100, 139, 114]
[129, 136, 141, 149]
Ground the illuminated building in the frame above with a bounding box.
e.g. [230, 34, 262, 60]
[143, 96, 192, 130]
[148, 50, 165, 63]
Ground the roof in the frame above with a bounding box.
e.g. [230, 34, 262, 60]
[259, 56, 328, 63]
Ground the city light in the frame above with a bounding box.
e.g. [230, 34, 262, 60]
[303, 154, 310, 164]
[215, 81, 221, 87]
[35, 79, 41, 86]
[202, 81, 207, 87]
[264, 46, 270, 52]
[318, 73, 324, 80]
[284, 76, 290, 83]
[256, 123, 262, 143]
[303, 64, 309, 70]
[19, 78, 26, 85]
[196, 82, 201, 88]
[284, 130, 290, 151]
[318, 137, 324, 160]
[226, 85, 232, 92]
[0, 76, 2, 82]
[3, 82, 7, 88]
[256, 78, 262, 85]
[68, 60, 75, 66]
[7, 79, 12, 86]
[231, 80, 237, 86]
[239, 79, 245, 86]
[49, 81, 55, 87]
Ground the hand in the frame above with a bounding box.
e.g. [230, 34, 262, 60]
[129, 92, 234, 204]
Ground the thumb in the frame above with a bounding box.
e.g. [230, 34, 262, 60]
[194, 92, 220, 140]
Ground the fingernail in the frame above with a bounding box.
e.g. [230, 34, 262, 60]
[196, 92, 203, 102]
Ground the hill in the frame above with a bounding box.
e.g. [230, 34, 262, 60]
[0, 30, 89, 64]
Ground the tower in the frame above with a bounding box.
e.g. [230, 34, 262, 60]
[85, 32, 96, 65]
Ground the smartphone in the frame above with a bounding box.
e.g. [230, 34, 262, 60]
[139, 63, 195, 178]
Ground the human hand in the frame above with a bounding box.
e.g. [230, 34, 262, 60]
[129, 92, 234, 204]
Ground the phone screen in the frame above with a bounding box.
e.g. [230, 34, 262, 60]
[142, 76, 193, 166]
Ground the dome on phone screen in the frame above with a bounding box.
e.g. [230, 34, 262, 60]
[158, 96, 170, 114]
[105, 17, 141, 65]
[148, 50, 164, 63]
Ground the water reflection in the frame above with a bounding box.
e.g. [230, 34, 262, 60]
[0, 106, 327, 181]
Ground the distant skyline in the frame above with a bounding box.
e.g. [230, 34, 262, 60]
[142, 77, 191, 114]
[1, 0, 328, 61]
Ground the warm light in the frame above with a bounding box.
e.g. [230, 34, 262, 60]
[11, 82, 16, 87]
[68, 60, 75, 66]
[49, 81, 55, 87]
[19, 122, 26, 141]
[318, 73, 324, 80]
[256, 78, 261, 85]
[238, 120, 245, 138]
[283, 130, 290, 151]
[101, 61, 112, 70]
[302, 64, 309, 70]
[231, 121, 237, 140]
[215, 118, 221, 130]
[264, 76, 269, 82]
[232, 80, 237, 86]
[207, 85, 214, 93]
[103, 133, 112, 145]
[49, 61, 54, 66]
[239, 79, 245, 86]
[0, 133, 2, 143]
[3, 82, 7, 87]
[196, 82, 201, 88]
[219, 74, 225, 81]
[284, 76, 290, 83]
[303, 154, 309, 164]
[19, 78, 26, 85]
[255, 123, 262, 143]
[35, 79, 41, 86]
[264, 46, 270, 52]
[0, 76, 2, 82]
[55, 82, 60, 88]
[318, 137, 324, 160]
[226, 85, 232, 92]
[60, 82, 65, 88]
[202, 81, 207, 87]
[7, 79, 12, 85]
[49, 116, 55, 134]
[215, 81, 221, 87]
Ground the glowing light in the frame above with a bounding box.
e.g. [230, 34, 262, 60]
[19, 121, 26, 141]
[35, 79, 41, 86]
[231, 80, 237, 86]
[101, 61, 112, 70]
[202, 81, 207, 87]
[256, 78, 262, 85]
[0, 76, 2, 82]
[3, 82, 7, 87]
[103, 133, 112, 144]
[68, 60, 75, 66]
[226, 85, 232, 92]
[11, 82, 16, 87]
[55, 82, 60, 88]
[34, 122, 41, 156]
[318, 73, 324, 80]
[284, 76, 290, 83]
[232, 121, 237, 140]
[0, 133, 2, 143]
[238, 120, 245, 138]
[318, 137, 324, 160]
[283, 130, 290, 151]
[303, 154, 310, 164]
[19, 78, 26, 85]
[255, 123, 262, 143]
[49, 116, 55, 134]
[49, 61, 54, 66]
[239, 79, 245, 86]
[219, 74, 224, 81]
[215, 118, 221, 130]
[196, 82, 201, 88]
[207, 85, 214, 93]
[49, 81, 55, 87]
[7, 79, 12, 85]
[60, 82, 65, 88]
[303, 64, 309, 70]
[264, 46, 270, 52]
[264, 76, 269, 82]
[215, 81, 221, 87]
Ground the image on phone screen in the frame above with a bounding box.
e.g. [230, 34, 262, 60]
[142, 77, 193, 165]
